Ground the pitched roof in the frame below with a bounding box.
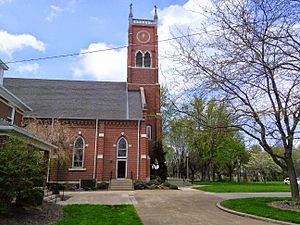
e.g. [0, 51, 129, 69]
[0, 86, 32, 112]
[4, 78, 143, 120]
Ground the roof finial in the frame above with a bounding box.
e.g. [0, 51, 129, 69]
[154, 5, 158, 22]
[129, 3, 133, 24]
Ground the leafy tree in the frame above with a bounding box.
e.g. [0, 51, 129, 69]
[0, 137, 46, 213]
[150, 141, 168, 181]
[215, 135, 249, 182]
[246, 150, 282, 182]
[171, 0, 300, 201]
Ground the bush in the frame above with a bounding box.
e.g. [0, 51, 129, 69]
[0, 137, 47, 215]
[148, 176, 161, 185]
[0, 194, 13, 215]
[134, 181, 148, 190]
[48, 184, 61, 194]
[81, 179, 96, 189]
[169, 184, 179, 190]
[97, 182, 108, 190]
[16, 189, 44, 207]
[161, 182, 171, 187]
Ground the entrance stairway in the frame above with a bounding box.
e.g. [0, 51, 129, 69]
[109, 179, 133, 191]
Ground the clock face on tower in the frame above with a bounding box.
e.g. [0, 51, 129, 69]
[136, 30, 151, 43]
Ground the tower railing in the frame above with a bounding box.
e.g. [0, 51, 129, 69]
[132, 18, 156, 25]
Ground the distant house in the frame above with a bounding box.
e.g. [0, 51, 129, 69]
[4, 6, 161, 184]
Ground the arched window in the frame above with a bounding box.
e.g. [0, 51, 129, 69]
[144, 52, 151, 67]
[136, 51, 143, 67]
[72, 137, 85, 168]
[117, 138, 127, 158]
[146, 125, 152, 140]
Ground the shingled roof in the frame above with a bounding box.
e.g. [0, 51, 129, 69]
[4, 78, 143, 120]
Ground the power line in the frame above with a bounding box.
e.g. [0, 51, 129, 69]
[2, 32, 202, 65]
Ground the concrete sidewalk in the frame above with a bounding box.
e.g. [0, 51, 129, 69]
[57, 191, 136, 205]
[56, 188, 288, 224]
[207, 191, 291, 199]
[134, 188, 276, 225]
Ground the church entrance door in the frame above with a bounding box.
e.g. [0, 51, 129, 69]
[117, 160, 126, 179]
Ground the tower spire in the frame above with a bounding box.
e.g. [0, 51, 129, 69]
[129, 3, 133, 24]
[154, 5, 158, 23]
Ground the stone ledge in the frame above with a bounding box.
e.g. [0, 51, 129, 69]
[216, 201, 298, 225]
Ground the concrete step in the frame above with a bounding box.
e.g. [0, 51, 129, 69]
[109, 179, 133, 191]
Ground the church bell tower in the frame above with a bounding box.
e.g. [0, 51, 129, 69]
[127, 4, 161, 142]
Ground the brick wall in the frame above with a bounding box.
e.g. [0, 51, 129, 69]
[50, 119, 150, 182]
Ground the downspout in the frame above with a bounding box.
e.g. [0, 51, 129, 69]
[46, 153, 51, 183]
[93, 118, 99, 180]
[137, 120, 140, 180]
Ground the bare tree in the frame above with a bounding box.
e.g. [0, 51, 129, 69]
[172, 0, 300, 201]
[26, 119, 74, 181]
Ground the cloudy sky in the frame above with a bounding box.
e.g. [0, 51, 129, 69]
[0, 0, 206, 82]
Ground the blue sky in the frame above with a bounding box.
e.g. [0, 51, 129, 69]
[0, 0, 206, 82]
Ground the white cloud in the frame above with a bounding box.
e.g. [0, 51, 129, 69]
[0, 30, 45, 56]
[158, 0, 210, 87]
[46, 0, 77, 22]
[0, 0, 12, 4]
[71, 0, 207, 83]
[17, 63, 40, 73]
[72, 42, 127, 81]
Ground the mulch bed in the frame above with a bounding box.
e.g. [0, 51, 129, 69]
[0, 202, 63, 225]
[269, 201, 300, 212]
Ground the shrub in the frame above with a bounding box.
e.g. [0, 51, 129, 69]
[134, 181, 148, 190]
[0, 194, 13, 215]
[81, 179, 96, 189]
[97, 182, 109, 190]
[48, 184, 60, 194]
[161, 182, 171, 187]
[169, 184, 179, 190]
[148, 176, 161, 185]
[16, 189, 44, 207]
[0, 137, 47, 215]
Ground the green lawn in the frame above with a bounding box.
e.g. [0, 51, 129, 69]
[221, 197, 300, 224]
[52, 204, 142, 225]
[193, 181, 292, 192]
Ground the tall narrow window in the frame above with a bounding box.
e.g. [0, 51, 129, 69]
[146, 125, 152, 140]
[73, 137, 85, 168]
[136, 51, 143, 67]
[144, 52, 151, 67]
[117, 138, 127, 158]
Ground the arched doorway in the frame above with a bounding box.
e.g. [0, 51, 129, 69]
[116, 137, 128, 179]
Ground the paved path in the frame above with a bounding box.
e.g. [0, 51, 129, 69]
[134, 188, 277, 225]
[57, 188, 288, 225]
[208, 191, 291, 199]
[58, 191, 136, 205]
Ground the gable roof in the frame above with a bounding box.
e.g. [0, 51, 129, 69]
[4, 78, 143, 120]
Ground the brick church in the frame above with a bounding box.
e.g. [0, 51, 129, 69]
[4, 5, 161, 183]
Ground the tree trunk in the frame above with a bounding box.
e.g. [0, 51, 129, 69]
[228, 166, 233, 182]
[212, 167, 216, 182]
[218, 173, 222, 181]
[287, 155, 300, 202]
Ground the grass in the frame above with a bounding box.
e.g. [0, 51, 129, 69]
[221, 197, 300, 224]
[193, 181, 292, 193]
[52, 204, 142, 225]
